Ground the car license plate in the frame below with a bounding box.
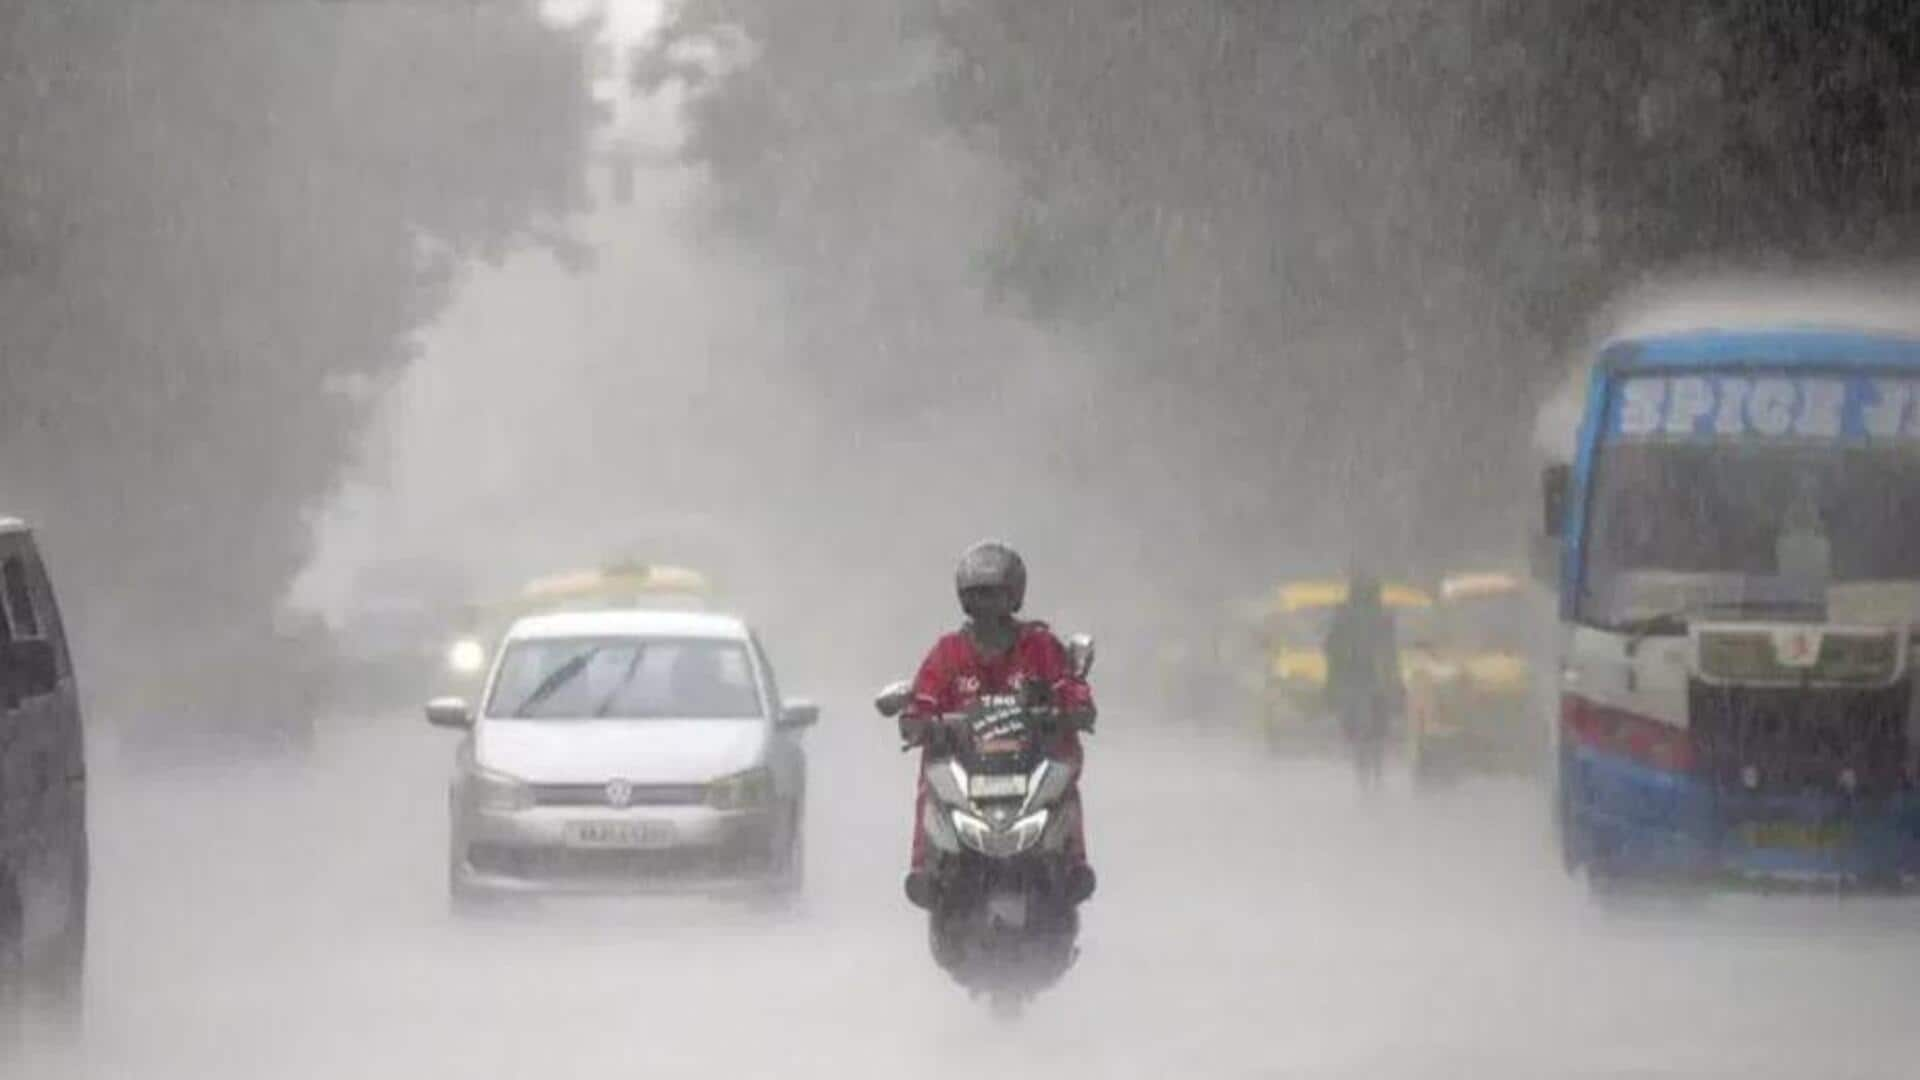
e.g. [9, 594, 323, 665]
[1740, 821, 1852, 852]
[969, 773, 1028, 800]
[566, 820, 676, 849]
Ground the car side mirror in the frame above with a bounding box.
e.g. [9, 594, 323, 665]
[1542, 463, 1570, 539]
[873, 681, 912, 718]
[425, 696, 473, 730]
[6, 639, 58, 698]
[778, 699, 820, 730]
[1066, 633, 1096, 679]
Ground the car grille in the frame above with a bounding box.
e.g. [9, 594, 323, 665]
[468, 843, 767, 882]
[530, 782, 709, 808]
[1688, 679, 1911, 797]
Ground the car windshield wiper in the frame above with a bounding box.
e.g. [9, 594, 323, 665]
[512, 647, 602, 715]
[592, 647, 648, 717]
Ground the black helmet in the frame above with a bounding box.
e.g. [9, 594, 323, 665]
[955, 540, 1027, 618]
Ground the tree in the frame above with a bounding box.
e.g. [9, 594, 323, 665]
[654, 0, 1920, 589]
[0, 2, 593, 735]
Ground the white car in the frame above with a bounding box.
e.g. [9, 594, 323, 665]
[427, 609, 816, 903]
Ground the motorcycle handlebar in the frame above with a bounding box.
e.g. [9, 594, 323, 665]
[901, 704, 1090, 752]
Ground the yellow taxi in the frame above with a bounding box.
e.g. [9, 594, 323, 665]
[1256, 578, 1434, 753]
[1403, 571, 1545, 784]
[440, 561, 715, 692]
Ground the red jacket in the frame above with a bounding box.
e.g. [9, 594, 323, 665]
[903, 621, 1093, 759]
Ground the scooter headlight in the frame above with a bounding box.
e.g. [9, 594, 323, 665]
[1008, 808, 1050, 853]
[950, 808, 1051, 856]
[951, 809, 994, 854]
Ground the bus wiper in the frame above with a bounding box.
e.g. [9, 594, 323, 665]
[1617, 610, 1690, 657]
[1617, 599, 1825, 657]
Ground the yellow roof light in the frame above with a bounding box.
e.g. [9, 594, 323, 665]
[521, 569, 608, 599]
[1440, 572, 1522, 601]
[1276, 581, 1348, 612]
[1273, 579, 1432, 613]
[1380, 585, 1434, 610]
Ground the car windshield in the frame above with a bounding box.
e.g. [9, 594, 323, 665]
[485, 636, 762, 720]
[1583, 440, 1920, 626]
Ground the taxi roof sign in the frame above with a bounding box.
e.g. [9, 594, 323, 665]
[517, 563, 712, 605]
[1439, 572, 1522, 602]
[1273, 580, 1432, 614]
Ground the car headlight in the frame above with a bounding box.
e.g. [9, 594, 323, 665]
[468, 764, 532, 812]
[950, 808, 1050, 856]
[708, 767, 773, 811]
[447, 638, 487, 675]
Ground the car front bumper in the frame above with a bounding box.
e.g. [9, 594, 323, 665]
[452, 802, 785, 895]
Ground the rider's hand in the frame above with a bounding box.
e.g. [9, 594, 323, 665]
[898, 712, 929, 747]
[1019, 679, 1054, 709]
[936, 712, 974, 749]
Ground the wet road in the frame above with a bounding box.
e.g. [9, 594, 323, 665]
[22, 703, 1920, 1078]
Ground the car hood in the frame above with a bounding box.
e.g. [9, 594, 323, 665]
[475, 718, 768, 784]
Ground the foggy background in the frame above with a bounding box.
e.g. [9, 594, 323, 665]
[8, 0, 1920, 1076]
[11, 1, 1920, 698]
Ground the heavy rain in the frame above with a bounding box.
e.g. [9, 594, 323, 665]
[5, 1, 1920, 1076]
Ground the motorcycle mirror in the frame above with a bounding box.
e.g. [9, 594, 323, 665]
[873, 680, 912, 718]
[1066, 633, 1095, 679]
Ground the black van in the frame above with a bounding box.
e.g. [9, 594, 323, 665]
[0, 519, 86, 1019]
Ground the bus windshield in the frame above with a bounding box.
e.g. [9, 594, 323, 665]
[1582, 440, 1920, 626]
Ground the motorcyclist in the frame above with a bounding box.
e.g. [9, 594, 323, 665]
[898, 541, 1097, 910]
[1324, 570, 1401, 789]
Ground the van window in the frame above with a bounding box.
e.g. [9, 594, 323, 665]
[3, 556, 42, 639]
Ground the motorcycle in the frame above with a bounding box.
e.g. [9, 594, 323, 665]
[873, 634, 1095, 1019]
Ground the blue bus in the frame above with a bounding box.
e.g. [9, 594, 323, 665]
[1544, 321, 1920, 887]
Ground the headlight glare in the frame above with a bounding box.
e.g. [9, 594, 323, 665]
[447, 638, 487, 674]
